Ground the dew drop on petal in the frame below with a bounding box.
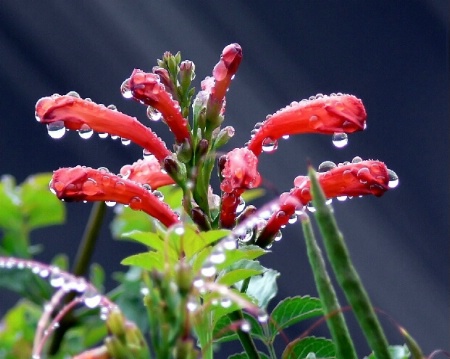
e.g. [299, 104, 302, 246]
[261, 138, 278, 153]
[240, 320, 251, 332]
[337, 195, 348, 202]
[307, 202, 316, 213]
[146, 106, 163, 121]
[98, 132, 109, 139]
[143, 149, 152, 159]
[274, 231, 283, 242]
[121, 138, 131, 145]
[78, 125, 94, 139]
[129, 196, 142, 210]
[39, 268, 50, 278]
[387, 169, 399, 188]
[332, 132, 348, 148]
[352, 156, 363, 163]
[288, 214, 298, 224]
[84, 288, 102, 308]
[153, 190, 164, 201]
[318, 160, 337, 172]
[82, 178, 98, 196]
[105, 201, 116, 207]
[236, 197, 245, 213]
[193, 277, 205, 289]
[120, 78, 133, 99]
[47, 121, 66, 139]
[238, 227, 253, 243]
[222, 236, 237, 250]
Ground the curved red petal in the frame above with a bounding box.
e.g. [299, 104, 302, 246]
[35, 95, 171, 161]
[51, 166, 179, 227]
[247, 94, 367, 155]
[128, 69, 191, 143]
[120, 156, 175, 188]
[257, 160, 389, 245]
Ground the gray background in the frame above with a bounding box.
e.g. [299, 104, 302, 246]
[0, 1, 448, 356]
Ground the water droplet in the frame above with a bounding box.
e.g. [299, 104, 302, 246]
[78, 125, 94, 139]
[173, 225, 185, 235]
[222, 236, 237, 250]
[309, 115, 322, 130]
[187, 298, 198, 312]
[107, 104, 117, 111]
[129, 196, 142, 210]
[98, 132, 109, 139]
[210, 247, 226, 264]
[143, 149, 153, 159]
[193, 277, 205, 289]
[357, 167, 370, 184]
[146, 106, 162, 121]
[352, 156, 363, 163]
[66, 90, 80, 98]
[237, 227, 253, 243]
[105, 201, 116, 207]
[332, 132, 348, 148]
[111, 135, 119, 140]
[153, 190, 164, 201]
[47, 121, 66, 139]
[121, 138, 131, 145]
[120, 78, 133, 99]
[307, 202, 316, 213]
[288, 214, 298, 224]
[201, 261, 217, 277]
[240, 320, 251, 332]
[318, 160, 337, 172]
[257, 310, 268, 323]
[236, 197, 245, 213]
[262, 137, 278, 153]
[274, 231, 283, 242]
[387, 169, 399, 188]
[282, 134, 290, 139]
[82, 178, 98, 196]
[39, 268, 50, 278]
[49, 269, 65, 288]
[84, 288, 102, 308]
[337, 195, 347, 201]
[220, 297, 232, 308]
[99, 306, 110, 320]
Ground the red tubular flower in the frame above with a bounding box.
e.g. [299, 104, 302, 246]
[120, 155, 175, 188]
[50, 166, 179, 228]
[128, 69, 191, 143]
[247, 93, 367, 156]
[35, 94, 171, 161]
[206, 43, 243, 120]
[256, 160, 389, 246]
[219, 148, 261, 228]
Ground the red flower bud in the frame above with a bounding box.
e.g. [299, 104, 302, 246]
[128, 69, 191, 143]
[219, 148, 261, 228]
[247, 93, 367, 156]
[50, 166, 179, 227]
[119, 156, 174, 188]
[35, 94, 170, 161]
[257, 160, 389, 245]
[220, 148, 261, 193]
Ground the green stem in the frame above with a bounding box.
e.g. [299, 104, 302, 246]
[227, 310, 261, 359]
[308, 167, 391, 359]
[301, 215, 358, 359]
[72, 201, 107, 276]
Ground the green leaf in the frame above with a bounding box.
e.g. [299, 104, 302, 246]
[365, 345, 411, 359]
[158, 185, 183, 210]
[282, 336, 336, 359]
[0, 300, 41, 357]
[214, 312, 265, 344]
[228, 351, 270, 359]
[122, 230, 177, 261]
[20, 173, 65, 230]
[121, 252, 164, 272]
[218, 269, 262, 287]
[245, 268, 279, 309]
[111, 205, 155, 239]
[269, 296, 323, 341]
[0, 175, 21, 230]
[0, 268, 51, 304]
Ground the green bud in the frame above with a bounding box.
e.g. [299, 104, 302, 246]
[214, 126, 235, 149]
[176, 261, 193, 295]
[106, 308, 126, 338]
[176, 139, 193, 163]
[163, 155, 187, 187]
[105, 336, 128, 358]
[179, 60, 195, 90]
[173, 338, 198, 359]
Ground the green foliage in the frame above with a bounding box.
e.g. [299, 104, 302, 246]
[282, 337, 336, 359]
[0, 173, 65, 258]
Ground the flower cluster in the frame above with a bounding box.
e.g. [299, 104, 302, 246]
[35, 43, 398, 248]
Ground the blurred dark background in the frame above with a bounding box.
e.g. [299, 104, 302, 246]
[0, 0, 448, 356]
